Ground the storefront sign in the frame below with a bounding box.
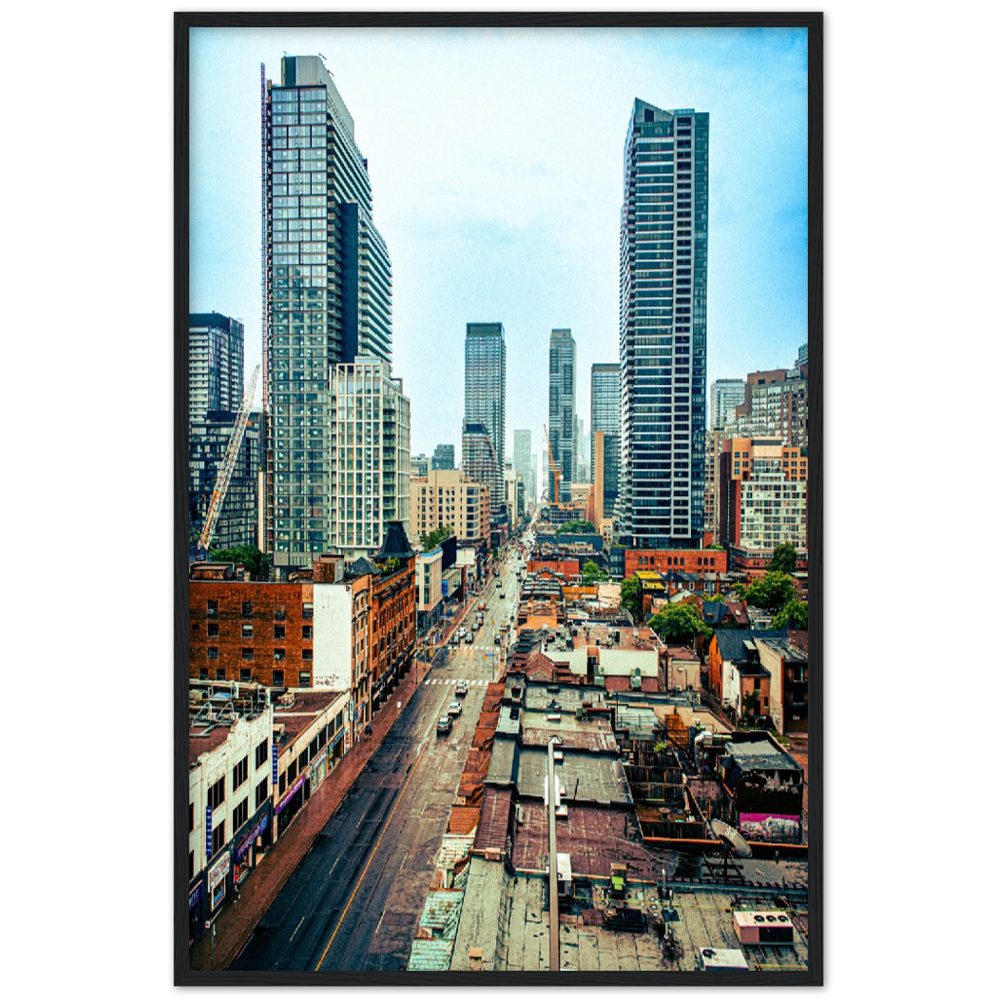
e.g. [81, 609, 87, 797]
[188, 882, 204, 910]
[276, 772, 307, 814]
[235, 814, 268, 862]
[272, 743, 279, 785]
[212, 881, 226, 909]
[310, 756, 327, 792]
[205, 804, 213, 859]
[208, 851, 230, 892]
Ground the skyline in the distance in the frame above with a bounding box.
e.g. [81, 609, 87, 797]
[190, 25, 808, 460]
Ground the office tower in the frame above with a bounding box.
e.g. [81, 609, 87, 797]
[619, 101, 708, 548]
[513, 430, 534, 503]
[733, 368, 808, 451]
[796, 342, 808, 370]
[411, 454, 430, 478]
[590, 363, 621, 516]
[463, 323, 506, 517]
[188, 313, 259, 550]
[461, 419, 502, 517]
[262, 55, 396, 568]
[331, 356, 410, 556]
[576, 416, 588, 483]
[548, 328, 576, 502]
[710, 379, 745, 432]
[432, 444, 455, 471]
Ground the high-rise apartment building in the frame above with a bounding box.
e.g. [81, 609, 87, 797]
[411, 454, 430, 479]
[591, 363, 621, 514]
[463, 323, 506, 517]
[410, 469, 490, 546]
[262, 55, 399, 568]
[796, 343, 808, 370]
[548, 328, 576, 502]
[513, 430, 534, 504]
[188, 312, 259, 550]
[733, 369, 808, 451]
[619, 101, 708, 548]
[331, 357, 410, 557]
[432, 444, 455, 471]
[710, 379, 745, 432]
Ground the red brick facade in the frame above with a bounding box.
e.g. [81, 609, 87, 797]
[190, 580, 315, 688]
[625, 548, 728, 577]
[367, 561, 417, 709]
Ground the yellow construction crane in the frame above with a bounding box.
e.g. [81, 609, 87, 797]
[197, 364, 261, 554]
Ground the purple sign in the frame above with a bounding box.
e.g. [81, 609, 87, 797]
[276, 772, 307, 814]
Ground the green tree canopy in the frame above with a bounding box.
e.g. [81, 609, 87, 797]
[556, 520, 597, 535]
[619, 574, 643, 622]
[738, 571, 798, 612]
[208, 545, 270, 580]
[420, 524, 453, 550]
[648, 602, 713, 644]
[773, 597, 808, 629]
[581, 559, 609, 583]
[769, 543, 798, 575]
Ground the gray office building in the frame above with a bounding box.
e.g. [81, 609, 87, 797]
[710, 379, 745, 432]
[262, 55, 404, 567]
[591, 362, 621, 512]
[513, 429, 534, 503]
[548, 328, 576, 502]
[619, 100, 708, 548]
[432, 444, 455, 470]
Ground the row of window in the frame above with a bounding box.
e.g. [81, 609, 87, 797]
[206, 601, 314, 619]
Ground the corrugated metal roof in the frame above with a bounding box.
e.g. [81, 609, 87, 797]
[407, 938, 455, 971]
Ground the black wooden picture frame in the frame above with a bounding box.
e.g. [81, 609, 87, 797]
[175, 10, 822, 986]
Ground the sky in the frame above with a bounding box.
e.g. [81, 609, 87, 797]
[190, 25, 808, 473]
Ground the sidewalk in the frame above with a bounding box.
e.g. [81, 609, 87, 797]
[188, 652, 435, 972]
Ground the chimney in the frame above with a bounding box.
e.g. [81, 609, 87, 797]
[468, 947, 483, 971]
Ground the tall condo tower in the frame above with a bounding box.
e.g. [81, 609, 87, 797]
[548, 328, 576, 503]
[463, 323, 506, 518]
[591, 362, 621, 515]
[619, 100, 708, 548]
[261, 55, 405, 567]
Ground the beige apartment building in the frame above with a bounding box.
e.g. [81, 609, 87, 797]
[410, 469, 490, 545]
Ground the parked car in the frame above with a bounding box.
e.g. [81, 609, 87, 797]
[457, 627, 467, 638]
[456, 681, 469, 696]
[465, 632, 474, 643]
[450, 633, 460, 645]
[447, 701, 463, 716]
[436, 716, 453, 735]
[478, 601, 487, 611]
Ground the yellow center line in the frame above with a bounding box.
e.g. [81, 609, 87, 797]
[313, 734, 432, 971]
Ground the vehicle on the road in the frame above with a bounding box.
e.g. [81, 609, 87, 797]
[478, 602, 486, 611]
[450, 633, 460, 645]
[494, 633, 502, 644]
[456, 681, 469, 696]
[447, 700, 463, 716]
[462, 632, 472, 643]
[457, 626, 467, 638]
[496, 579, 502, 589]
[498, 591, 504, 598]
[436, 715, 453, 735]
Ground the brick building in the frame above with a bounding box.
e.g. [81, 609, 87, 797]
[625, 547, 728, 578]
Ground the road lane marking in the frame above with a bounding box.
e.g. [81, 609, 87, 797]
[289, 915, 305, 943]
[313, 735, 433, 971]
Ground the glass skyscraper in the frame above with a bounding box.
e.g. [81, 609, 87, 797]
[262, 55, 403, 567]
[548, 328, 576, 503]
[591, 362, 621, 513]
[463, 323, 506, 518]
[513, 429, 534, 504]
[619, 100, 708, 548]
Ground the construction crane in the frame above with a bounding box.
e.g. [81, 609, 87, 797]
[197, 364, 261, 555]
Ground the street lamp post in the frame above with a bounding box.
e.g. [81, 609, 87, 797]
[547, 736, 562, 972]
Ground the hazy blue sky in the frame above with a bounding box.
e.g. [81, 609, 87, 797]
[190, 25, 808, 467]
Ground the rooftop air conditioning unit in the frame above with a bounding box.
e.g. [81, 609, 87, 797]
[700, 948, 749, 972]
[733, 911, 794, 945]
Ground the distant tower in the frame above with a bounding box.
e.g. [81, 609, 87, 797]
[463, 323, 506, 519]
[548, 328, 576, 503]
[711, 379, 745, 432]
[591, 363, 621, 515]
[432, 443, 455, 470]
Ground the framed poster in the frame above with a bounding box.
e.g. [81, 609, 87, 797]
[169, 12, 833, 987]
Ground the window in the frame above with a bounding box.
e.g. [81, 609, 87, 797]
[242, 601, 253, 619]
[189, 802, 194, 833]
[207, 600, 218, 617]
[207, 647, 219, 660]
[302, 649, 313, 660]
[211, 820, 226, 855]
[242, 624, 254, 639]
[255, 777, 269, 810]
[241, 648, 254, 660]
[287, 760, 297, 782]
[299, 671, 311, 686]
[279, 772, 287, 795]
[302, 625, 313, 639]
[274, 648, 286, 661]
[215, 668, 226, 681]
[232, 797, 249, 832]
[302, 602, 314, 619]
[272, 669, 284, 686]
[199, 668, 209, 680]
[274, 605, 287, 621]
[274, 624, 286, 640]
[255, 739, 269, 769]
[207, 623, 219, 638]
[208, 776, 226, 810]
[232, 756, 249, 791]
[189, 850, 195, 882]
[240, 668, 251, 682]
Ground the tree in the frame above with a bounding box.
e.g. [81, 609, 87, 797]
[769, 543, 798, 575]
[581, 559, 609, 583]
[556, 520, 596, 535]
[420, 524, 453, 550]
[208, 545, 270, 580]
[773, 597, 808, 629]
[619, 574, 643, 621]
[648, 603, 713, 644]
[738, 571, 798, 612]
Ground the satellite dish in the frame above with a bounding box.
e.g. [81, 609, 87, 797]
[710, 819, 752, 859]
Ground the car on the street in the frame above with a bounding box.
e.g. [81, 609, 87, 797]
[447, 700, 462, 716]
[498, 591, 504, 598]
[456, 681, 469, 696]
[450, 633, 460, 645]
[478, 601, 486, 611]
[494, 633, 502, 644]
[436, 716, 453, 735]
[457, 626, 467, 638]
[496, 579, 502, 589]
[464, 632, 474, 643]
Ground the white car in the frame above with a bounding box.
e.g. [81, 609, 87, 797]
[447, 701, 462, 716]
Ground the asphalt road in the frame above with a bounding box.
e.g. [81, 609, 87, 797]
[230, 555, 522, 972]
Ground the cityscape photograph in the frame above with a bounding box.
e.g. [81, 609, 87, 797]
[180, 17, 817, 982]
